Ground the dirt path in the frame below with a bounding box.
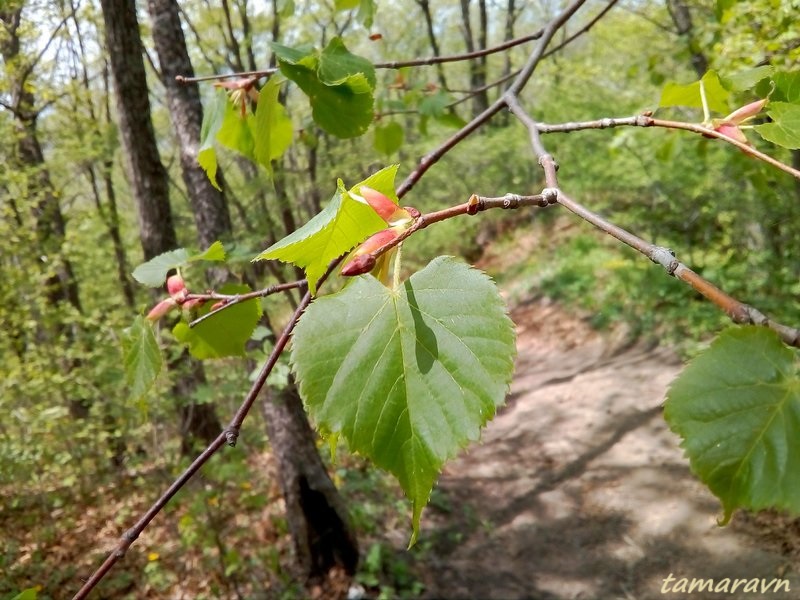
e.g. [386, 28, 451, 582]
[415, 301, 799, 600]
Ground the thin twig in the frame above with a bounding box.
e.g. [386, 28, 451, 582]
[186, 280, 306, 328]
[397, 0, 591, 197]
[555, 190, 800, 347]
[531, 114, 800, 181]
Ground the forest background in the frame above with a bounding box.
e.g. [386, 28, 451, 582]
[2, 0, 800, 598]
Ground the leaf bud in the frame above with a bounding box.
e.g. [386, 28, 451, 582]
[354, 186, 413, 226]
[146, 298, 177, 321]
[167, 274, 188, 301]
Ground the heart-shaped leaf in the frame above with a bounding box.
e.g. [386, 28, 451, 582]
[291, 256, 516, 543]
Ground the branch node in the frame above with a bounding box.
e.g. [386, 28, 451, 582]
[539, 154, 559, 171]
[225, 428, 240, 447]
[650, 246, 678, 274]
[541, 187, 559, 204]
[503, 193, 521, 209]
[121, 528, 138, 544]
[467, 194, 482, 215]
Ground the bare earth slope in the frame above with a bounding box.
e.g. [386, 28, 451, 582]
[417, 300, 799, 600]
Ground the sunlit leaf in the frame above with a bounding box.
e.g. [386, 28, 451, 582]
[721, 66, 774, 92]
[198, 89, 228, 190]
[659, 70, 730, 114]
[254, 166, 398, 293]
[132, 249, 190, 287]
[292, 257, 516, 544]
[217, 100, 256, 161]
[123, 316, 162, 401]
[253, 77, 293, 175]
[665, 326, 800, 524]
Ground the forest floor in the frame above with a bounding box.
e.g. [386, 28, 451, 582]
[408, 298, 800, 600]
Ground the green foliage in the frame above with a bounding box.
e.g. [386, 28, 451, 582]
[665, 326, 800, 524]
[123, 316, 162, 402]
[198, 89, 228, 189]
[754, 102, 800, 149]
[272, 37, 375, 138]
[173, 284, 262, 359]
[10, 589, 38, 600]
[291, 257, 516, 543]
[132, 242, 226, 287]
[373, 121, 403, 156]
[255, 165, 399, 293]
[659, 70, 730, 114]
[253, 77, 294, 176]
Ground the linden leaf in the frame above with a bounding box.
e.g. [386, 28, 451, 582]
[254, 166, 398, 293]
[291, 257, 516, 544]
[664, 326, 800, 524]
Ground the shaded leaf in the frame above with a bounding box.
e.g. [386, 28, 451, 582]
[664, 326, 800, 524]
[318, 37, 376, 88]
[123, 316, 162, 401]
[254, 166, 397, 293]
[217, 99, 256, 160]
[173, 284, 262, 359]
[358, 0, 377, 27]
[374, 121, 404, 156]
[772, 71, 800, 103]
[721, 66, 774, 92]
[132, 249, 190, 287]
[754, 102, 800, 149]
[291, 257, 516, 544]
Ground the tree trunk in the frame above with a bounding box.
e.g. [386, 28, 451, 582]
[147, 0, 233, 251]
[459, 0, 489, 117]
[414, 0, 449, 90]
[261, 383, 359, 590]
[99, 0, 221, 450]
[666, 0, 708, 78]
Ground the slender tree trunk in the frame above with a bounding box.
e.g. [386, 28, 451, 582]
[459, 0, 489, 116]
[666, 0, 708, 78]
[261, 383, 359, 589]
[99, 0, 221, 451]
[414, 0, 449, 89]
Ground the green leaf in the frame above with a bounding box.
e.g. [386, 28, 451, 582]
[198, 89, 229, 190]
[291, 257, 516, 544]
[334, 0, 359, 9]
[124, 316, 162, 401]
[659, 70, 730, 114]
[253, 77, 293, 175]
[357, 0, 376, 27]
[254, 166, 397, 293]
[772, 71, 800, 103]
[318, 37, 376, 88]
[172, 284, 262, 359]
[11, 589, 38, 600]
[217, 99, 256, 161]
[276, 0, 294, 17]
[132, 249, 190, 287]
[132, 243, 226, 287]
[754, 102, 800, 149]
[721, 66, 774, 92]
[664, 326, 800, 524]
[419, 90, 450, 117]
[374, 121, 403, 156]
[275, 38, 375, 138]
[193, 240, 226, 262]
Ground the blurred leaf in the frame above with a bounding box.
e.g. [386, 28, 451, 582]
[124, 316, 162, 401]
[292, 257, 516, 544]
[198, 89, 228, 190]
[772, 71, 800, 102]
[665, 326, 800, 524]
[277, 0, 294, 17]
[721, 66, 773, 92]
[374, 121, 403, 155]
[173, 284, 262, 359]
[255, 166, 397, 293]
[253, 77, 293, 175]
[419, 90, 450, 117]
[334, 0, 359, 8]
[132, 249, 190, 287]
[358, 0, 376, 27]
[659, 70, 730, 114]
[217, 99, 256, 160]
[11, 589, 38, 600]
[193, 240, 226, 262]
[754, 102, 800, 149]
[274, 38, 374, 138]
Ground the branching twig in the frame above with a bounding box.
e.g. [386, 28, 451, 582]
[505, 99, 800, 347]
[532, 114, 800, 181]
[185, 280, 306, 328]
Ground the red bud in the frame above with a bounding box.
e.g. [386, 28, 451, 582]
[723, 99, 767, 125]
[167, 274, 186, 299]
[210, 300, 226, 311]
[181, 298, 206, 311]
[714, 122, 749, 145]
[146, 298, 177, 321]
[356, 187, 412, 225]
[341, 254, 377, 277]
